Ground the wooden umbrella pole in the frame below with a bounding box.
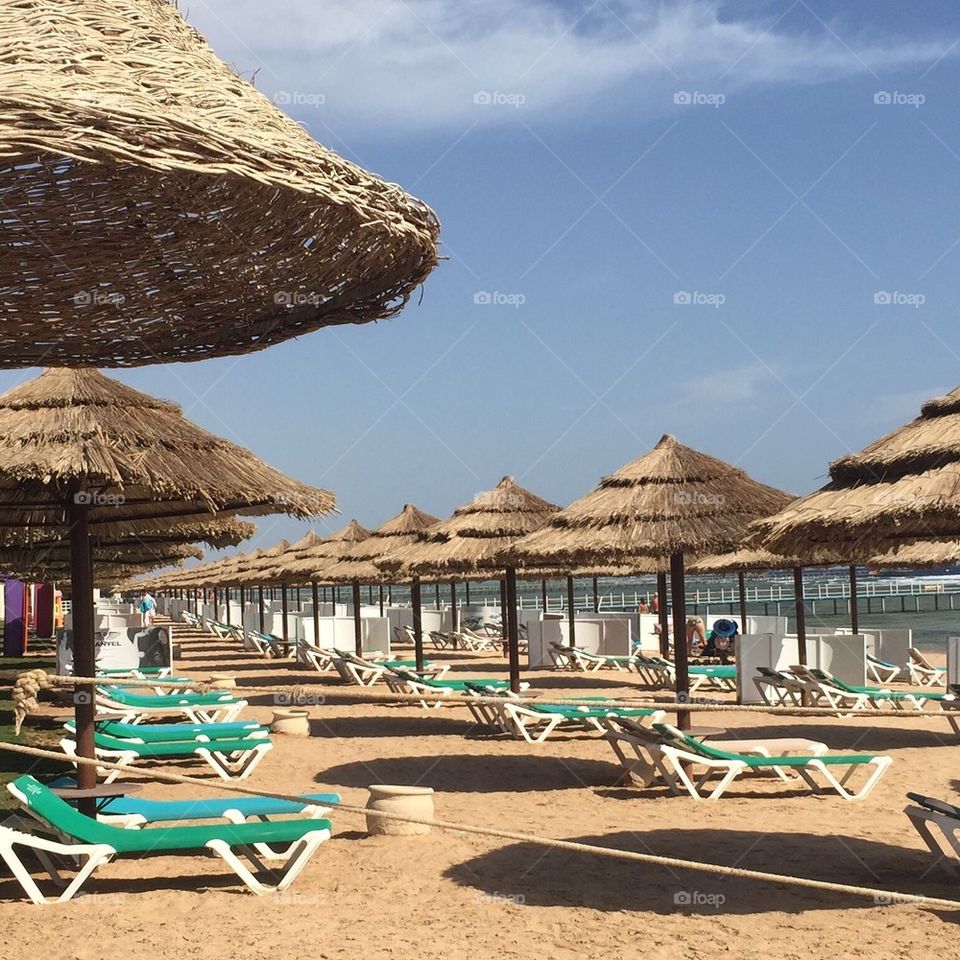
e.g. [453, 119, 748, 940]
[499, 578, 508, 655]
[257, 584, 265, 634]
[434, 583, 441, 608]
[738, 571, 748, 634]
[281, 584, 289, 655]
[505, 566, 521, 693]
[224, 586, 231, 626]
[592, 576, 599, 613]
[368, 584, 373, 605]
[541, 578, 548, 612]
[67, 493, 97, 815]
[378, 583, 384, 617]
[793, 567, 807, 664]
[464, 581, 471, 605]
[657, 572, 670, 658]
[849, 564, 859, 634]
[670, 552, 691, 731]
[566, 576, 576, 648]
[411, 577, 424, 673]
[450, 581, 458, 634]
[311, 581, 320, 644]
[352, 579, 363, 656]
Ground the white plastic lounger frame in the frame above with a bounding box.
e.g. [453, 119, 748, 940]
[498, 704, 667, 745]
[656, 744, 891, 801]
[94, 690, 248, 725]
[299, 639, 339, 673]
[908, 649, 946, 687]
[59, 737, 274, 783]
[0, 786, 329, 904]
[904, 803, 960, 872]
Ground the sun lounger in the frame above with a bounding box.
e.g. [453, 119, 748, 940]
[65, 719, 269, 743]
[244, 629, 287, 658]
[630, 653, 676, 686]
[386, 669, 522, 709]
[298, 638, 339, 673]
[753, 667, 804, 706]
[60, 730, 274, 782]
[495, 700, 666, 744]
[807, 668, 950, 712]
[332, 652, 449, 687]
[866, 654, 902, 685]
[1, 776, 331, 902]
[455, 627, 499, 652]
[95, 686, 248, 723]
[652, 722, 892, 800]
[556, 644, 635, 672]
[601, 716, 829, 788]
[180, 610, 200, 627]
[904, 792, 960, 871]
[787, 666, 873, 716]
[908, 648, 946, 687]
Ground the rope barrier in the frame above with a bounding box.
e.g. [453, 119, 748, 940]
[20, 672, 960, 719]
[0, 741, 955, 910]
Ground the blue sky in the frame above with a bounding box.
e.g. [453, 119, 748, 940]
[11, 1, 960, 557]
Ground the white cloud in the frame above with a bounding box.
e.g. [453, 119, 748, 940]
[187, 0, 954, 133]
[667, 360, 783, 413]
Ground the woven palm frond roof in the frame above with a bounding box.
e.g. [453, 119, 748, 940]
[0, 0, 440, 368]
[508, 435, 792, 568]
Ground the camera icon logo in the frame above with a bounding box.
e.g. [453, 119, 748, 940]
[673, 91, 692, 105]
[873, 91, 891, 105]
[673, 291, 692, 305]
[473, 91, 492, 105]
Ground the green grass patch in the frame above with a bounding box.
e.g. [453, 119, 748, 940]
[0, 653, 69, 809]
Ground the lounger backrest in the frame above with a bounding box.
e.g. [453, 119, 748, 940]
[9, 776, 109, 845]
[652, 723, 741, 761]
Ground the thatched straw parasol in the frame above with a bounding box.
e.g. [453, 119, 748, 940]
[866, 537, 960, 569]
[378, 478, 559, 577]
[508, 435, 792, 719]
[275, 522, 372, 583]
[378, 477, 560, 684]
[0, 541, 203, 582]
[0, 368, 334, 806]
[755, 385, 960, 560]
[319, 505, 439, 653]
[325, 505, 440, 586]
[1, 0, 440, 368]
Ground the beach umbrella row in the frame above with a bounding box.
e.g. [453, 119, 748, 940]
[0, 368, 337, 808]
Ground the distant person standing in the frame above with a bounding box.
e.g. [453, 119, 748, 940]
[637, 597, 650, 613]
[139, 591, 156, 628]
[651, 594, 660, 614]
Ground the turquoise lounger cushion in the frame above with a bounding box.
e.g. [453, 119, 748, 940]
[12, 776, 331, 855]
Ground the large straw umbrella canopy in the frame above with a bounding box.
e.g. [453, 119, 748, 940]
[377, 478, 560, 578]
[1, 0, 440, 368]
[277, 521, 373, 583]
[377, 477, 560, 685]
[231, 541, 291, 587]
[509, 436, 792, 569]
[507, 435, 793, 718]
[755, 385, 960, 562]
[0, 367, 335, 804]
[324, 504, 440, 584]
[0, 369, 335, 534]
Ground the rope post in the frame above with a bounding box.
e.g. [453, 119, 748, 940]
[670, 552, 691, 731]
[352, 579, 363, 657]
[66, 491, 97, 815]
[505, 566, 521, 694]
[411, 577, 424, 673]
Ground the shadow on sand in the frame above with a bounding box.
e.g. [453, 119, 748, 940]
[444, 828, 960, 915]
[316, 754, 615, 792]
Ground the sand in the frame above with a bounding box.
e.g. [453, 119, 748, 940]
[2, 624, 958, 959]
